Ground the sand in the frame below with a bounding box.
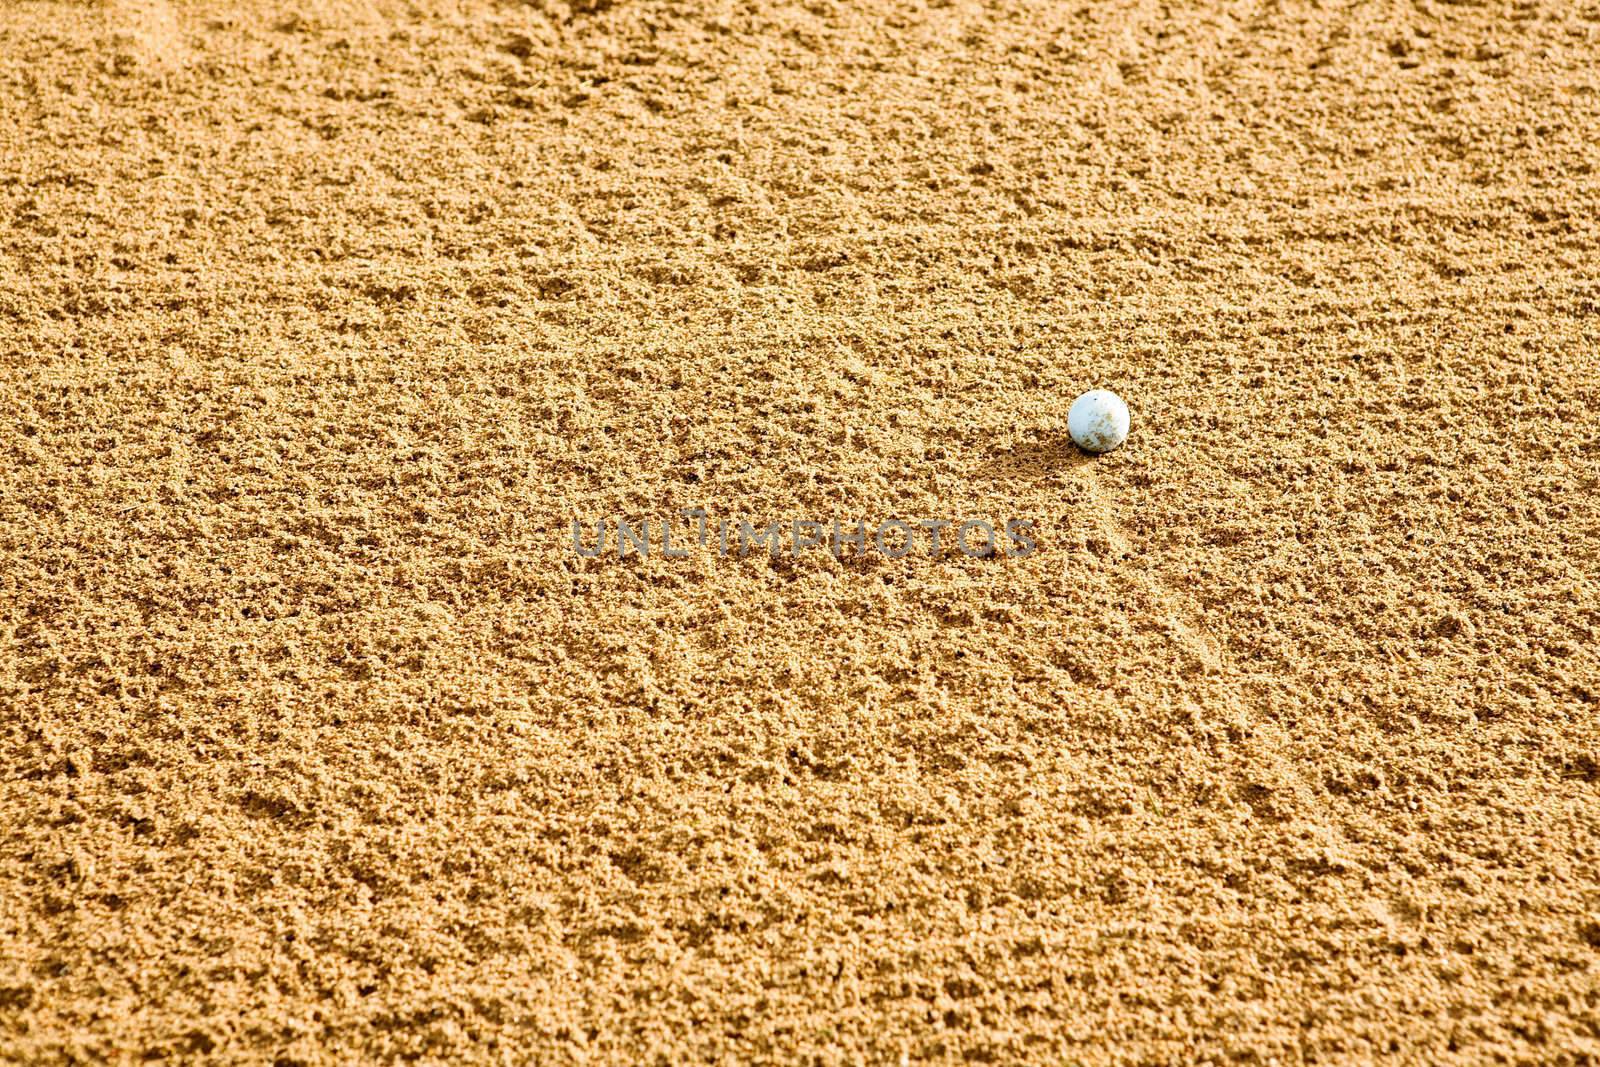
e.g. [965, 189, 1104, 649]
[2, 0, 1599, 1062]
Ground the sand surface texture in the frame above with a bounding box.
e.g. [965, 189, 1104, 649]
[4, 0, 1600, 1062]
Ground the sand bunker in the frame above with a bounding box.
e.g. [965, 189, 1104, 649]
[3, 0, 1598, 1062]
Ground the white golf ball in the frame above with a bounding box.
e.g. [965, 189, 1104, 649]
[1067, 389, 1130, 454]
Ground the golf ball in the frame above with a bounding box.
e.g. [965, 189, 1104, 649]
[1067, 389, 1130, 454]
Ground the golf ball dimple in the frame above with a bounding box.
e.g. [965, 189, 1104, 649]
[1068, 390, 1130, 454]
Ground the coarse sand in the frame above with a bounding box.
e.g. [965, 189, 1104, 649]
[3, 0, 1599, 1062]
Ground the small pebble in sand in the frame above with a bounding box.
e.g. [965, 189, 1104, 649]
[1068, 389, 1131, 454]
